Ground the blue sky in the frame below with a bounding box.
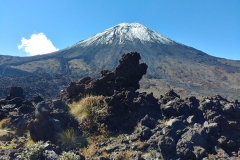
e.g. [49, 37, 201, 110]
[0, 1, 239, 59]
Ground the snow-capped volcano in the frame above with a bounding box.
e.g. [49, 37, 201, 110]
[74, 23, 174, 47]
[1, 22, 240, 100]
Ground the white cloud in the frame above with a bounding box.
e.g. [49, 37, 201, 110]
[18, 33, 59, 56]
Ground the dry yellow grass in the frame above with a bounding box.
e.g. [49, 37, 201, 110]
[87, 134, 107, 145]
[0, 118, 11, 129]
[0, 129, 15, 138]
[0, 136, 18, 150]
[69, 95, 105, 123]
[79, 144, 98, 160]
[102, 151, 109, 158]
[24, 138, 35, 146]
[69, 95, 111, 147]
[135, 139, 148, 150]
[134, 121, 141, 131]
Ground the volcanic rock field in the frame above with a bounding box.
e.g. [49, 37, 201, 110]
[1, 52, 240, 159]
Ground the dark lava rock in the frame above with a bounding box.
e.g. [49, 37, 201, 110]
[64, 52, 160, 133]
[66, 52, 147, 98]
[28, 99, 78, 142]
[35, 101, 51, 119]
[29, 118, 61, 142]
[31, 95, 44, 104]
[3, 52, 240, 160]
[6, 87, 24, 100]
[176, 124, 207, 159]
[103, 90, 161, 133]
[140, 114, 157, 129]
[0, 110, 7, 120]
[158, 136, 176, 159]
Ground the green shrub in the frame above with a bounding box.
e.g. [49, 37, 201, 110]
[59, 151, 80, 160]
[21, 141, 44, 160]
[56, 128, 85, 150]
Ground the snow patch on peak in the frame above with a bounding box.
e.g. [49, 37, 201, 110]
[117, 22, 144, 28]
[74, 23, 174, 47]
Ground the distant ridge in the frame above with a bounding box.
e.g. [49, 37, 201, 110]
[1, 22, 240, 99]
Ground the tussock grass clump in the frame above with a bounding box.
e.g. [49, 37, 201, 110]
[69, 95, 109, 135]
[69, 95, 110, 147]
[69, 95, 105, 123]
[56, 128, 86, 150]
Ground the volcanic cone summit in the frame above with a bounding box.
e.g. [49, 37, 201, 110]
[74, 22, 174, 47]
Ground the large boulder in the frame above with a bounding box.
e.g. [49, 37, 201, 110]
[176, 124, 208, 159]
[6, 87, 24, 100]
[103, 90, 160, 133]
[29, 118, 61, 142]
[28, 100, 78, 142]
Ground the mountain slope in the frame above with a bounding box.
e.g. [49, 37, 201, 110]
[1, 23, 240, 99]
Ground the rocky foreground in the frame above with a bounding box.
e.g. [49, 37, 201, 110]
[1, 52, 240, 159]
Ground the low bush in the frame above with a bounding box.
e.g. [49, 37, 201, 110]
[59, 151, 80, 160]
[21, 141, 44, 160]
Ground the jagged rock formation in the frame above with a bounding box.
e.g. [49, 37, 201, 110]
[65, 52, 159, 133]
[1, 52, 240, 159]
[66, 52, 147, 99]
